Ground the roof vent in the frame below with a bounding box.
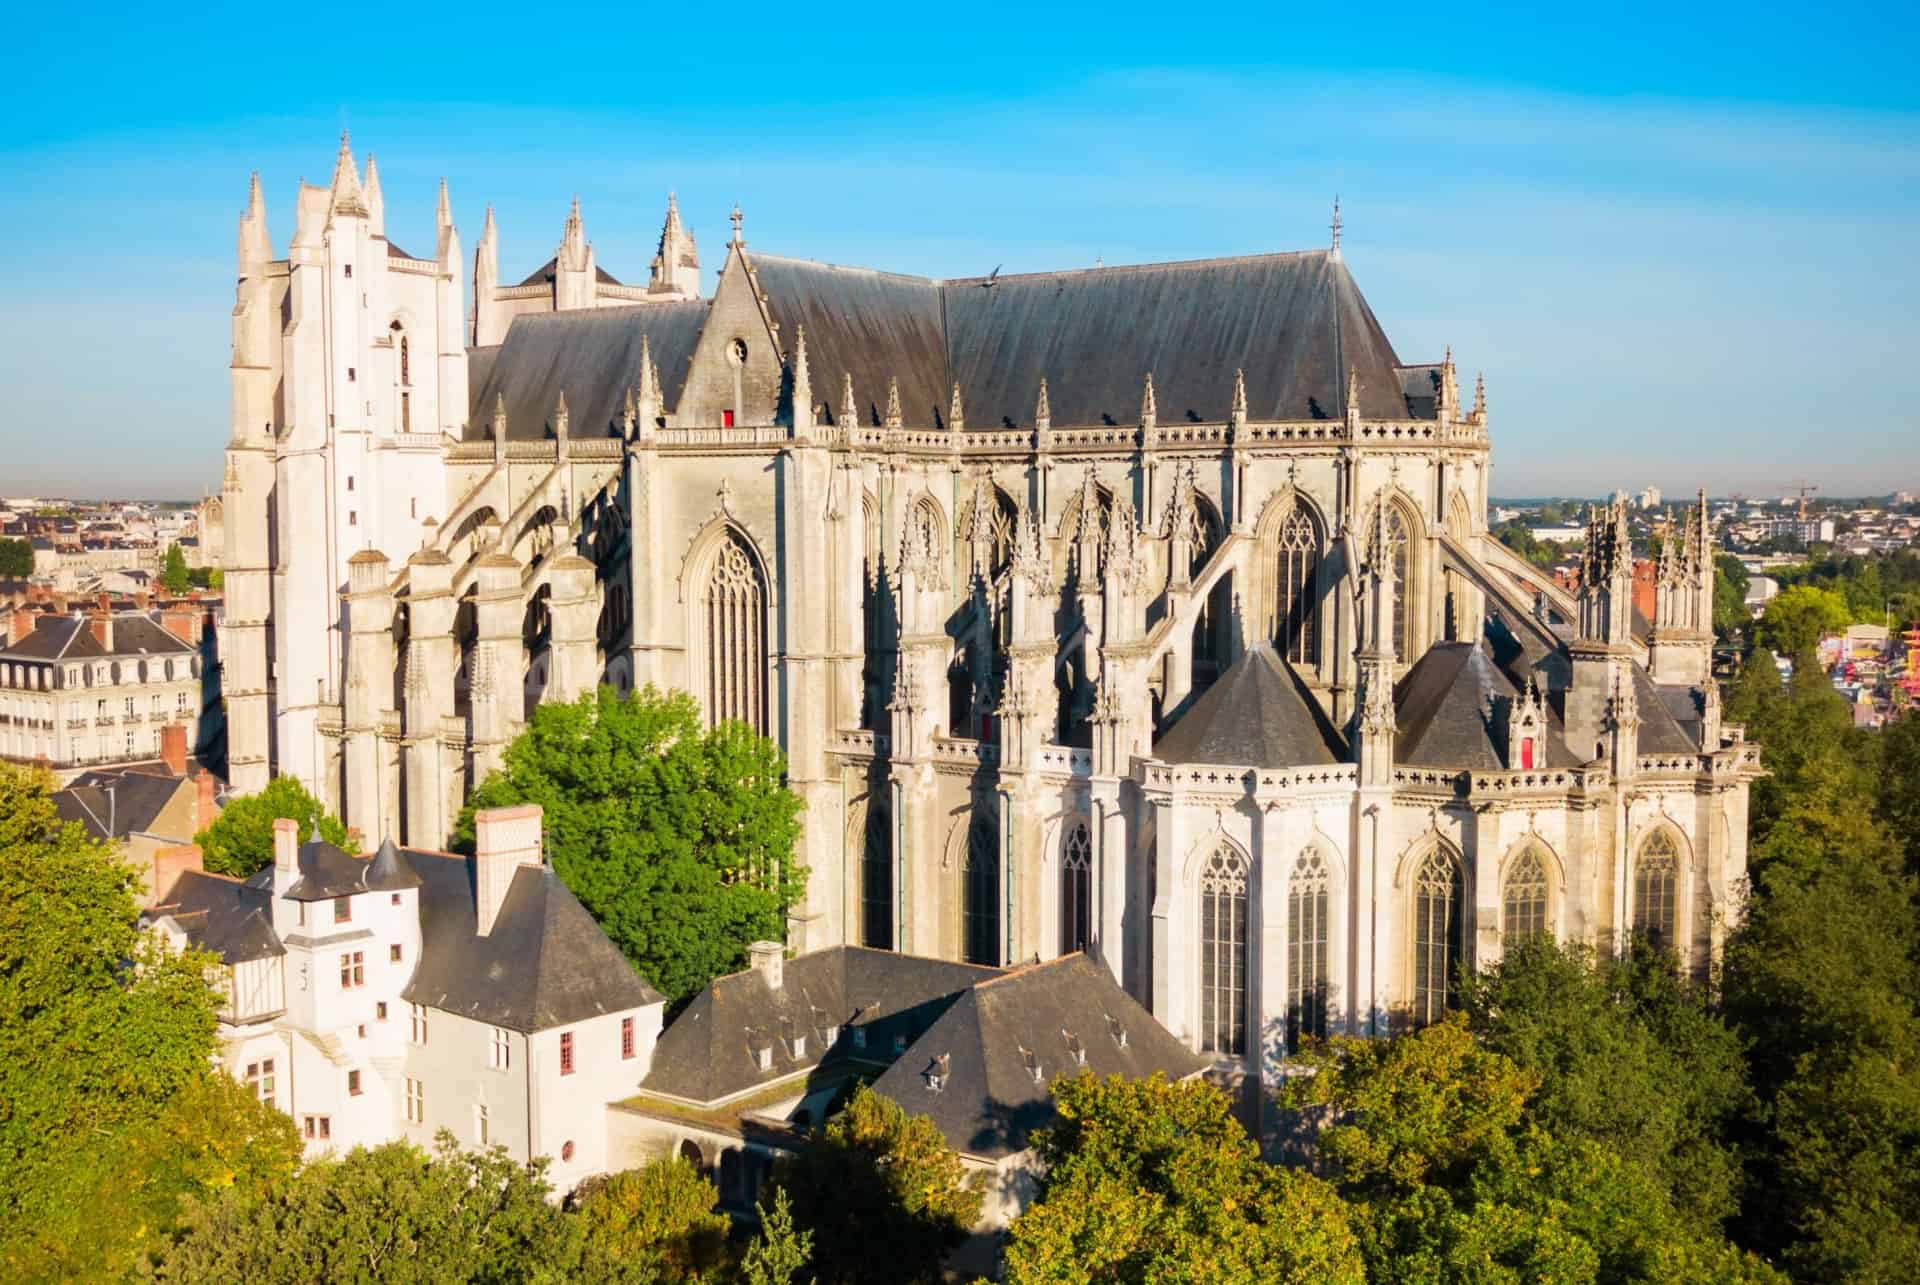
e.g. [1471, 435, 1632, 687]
[1106, 1013, 1128, 1049]
[1020, 1045, 1044, 1084]
[925, 1052, 950, 1093]
[1064, 1029, 1086, 1066]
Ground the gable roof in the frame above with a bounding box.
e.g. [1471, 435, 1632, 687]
[640, 946, 997, 1105]
[1153, 643, 1347, 768]
[466, 301, 706, 441]
[1394, 641, 1574, 770]
[515, 256, 623, 288]
[54, 769, 188, 841]
[867, 954, 1207, 1159]
[401, 850, 663, 1033]
[0, 613, 195, 662]
[147, 870, 283, 964]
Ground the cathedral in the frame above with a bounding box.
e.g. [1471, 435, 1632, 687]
[222, 134, 1761, 1076]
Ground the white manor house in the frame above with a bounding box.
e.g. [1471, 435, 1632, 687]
[220, 135, 1760, 1073]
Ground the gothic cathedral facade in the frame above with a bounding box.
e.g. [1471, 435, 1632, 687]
[224, 137, 1760, 1080]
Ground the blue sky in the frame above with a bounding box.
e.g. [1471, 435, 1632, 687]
[2, 4, 1915, 500]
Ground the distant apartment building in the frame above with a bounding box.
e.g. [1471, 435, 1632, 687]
[0, 603, 206, 781]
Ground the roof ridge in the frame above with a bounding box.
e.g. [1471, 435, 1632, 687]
[946, 248, 1330, 286]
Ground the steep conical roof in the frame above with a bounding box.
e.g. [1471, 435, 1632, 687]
[1154, 643, 1346, 768]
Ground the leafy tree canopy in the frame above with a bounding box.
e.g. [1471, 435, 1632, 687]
[1002, 1071, 1364, 1284]
[0, 536, 33, 578]
[193, 773, 355, 878]
[1755, 585, 1853, 659]
[454, 686, 805, 1005]
[161, 542, 192, 595]
[570, 1156, 732, 1283]
[771, 1085, 980, 1285]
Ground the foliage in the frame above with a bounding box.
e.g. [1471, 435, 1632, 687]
[1772, 549, 1920, 629]
[1001, 1072, 1363, 1284]
[1713, 554, 1752, 638]
[771, 1085, 980, 1285]
[1754, 585, 1853, 659]
[187, 565, 222, 591]
[740, 1186, 813, 1285]
[0, 535, 33, 577]
[1495, 523, 1561, 569]
[192, 773, 355, 878]
[0, 761, 269, 1281]
[161, 542, 192, 595]
[1458, 936, 1750, 1231]
[571, 1156, 732, 1283]
[1877, 712, 1920, 879]
[453, 686, 805, 1004]
[154, 1133, 581, 1283]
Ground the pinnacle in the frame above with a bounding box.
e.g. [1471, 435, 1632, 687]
[328, 130, 367, 217]
[1230, 368, 1248, 418]
[884, 376, 903, 427]
[1140, 372, 1157, 424]
[841, 371, 858, 428]
[1035, 377, 1051, 426]
[436, 177, 452, 227]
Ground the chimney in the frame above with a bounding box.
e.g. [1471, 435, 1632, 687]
[195, 769, 219, 834]
[8, 608, 32, 646]
[151, 843, 203, 904]
[162, 606, 197, 645]
[134, 588, 151, 612]
[748, 940, 785, 991]
[159, 721, 188, 776]
[89, 602, 113, 652]
[273, 816, 299, 884]
[473, 804, 544, 936]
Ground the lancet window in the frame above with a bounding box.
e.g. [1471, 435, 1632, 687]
[1060, 822, 1092, 956]
[1412, 847, 1463, 1026]
[963, 808, 999, 966]
[1287, 850, 1330, 1051]
[1502, 847, 1550, 944]
[699, 529, 768, 735]
[1199, 844, 1251, 1057]
[1633, 831, 1679, 950]
[862, 794, 892, 950]
[1274, 508, 1321, 664]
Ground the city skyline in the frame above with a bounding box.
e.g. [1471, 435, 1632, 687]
[2, 7, 1916, 498]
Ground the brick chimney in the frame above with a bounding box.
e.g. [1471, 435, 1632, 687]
[134, 588, 151, 611]
[159, 721, 187, 776]
[194, 769, 219, 834]
[151, 843, 203, 904]
[273, 816, 300, 883]
[89, 599, 113, 652]
[161, 606, 197, 645]
[8, 608, 33, 646]
[473, 804, 544, 936]
[749, 940, 785, 991]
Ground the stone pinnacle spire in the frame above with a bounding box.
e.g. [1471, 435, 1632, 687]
[948, 382, 965, 432]
[436, 177, 452, 229]
[884, 376, 903, 429]
[1230, 368, 1248, 421]
[840, 371, 858, 430]
[363, 152, 384, 235]
[1035, 377, 1051, 431]
[329, 131, 367, 218]
[239, 170, 271, 266]
[1140, 372, 1157, 429]
[792, 327, 814, 430]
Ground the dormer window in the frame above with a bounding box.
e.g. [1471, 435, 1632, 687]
[791, 1034, 807, 1060]
[892, 1033, 906, 1054]
[1021, 1046, 1044, 1084]
[823, 1024, 839, 1046]
[1064, 1029, 1086, 1066]
[925, 1053, 950, 1093]
[1107, 1013, 1129, 1049]
[755, 1044, 773, 1072]
[333, 896, 351, 924]
[852, 1027, 867, 1050]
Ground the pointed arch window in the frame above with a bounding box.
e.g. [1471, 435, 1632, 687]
[392, 321, 412, 432]
[1633, 831, 1679, 950]
[862, 793, 893, 950]
[1502, 848, 1550, 944]
[1412, 847, 1463, 1026]
[1274, 508, 1321, 664]
[1060, 822, 1092, 955]
[1199, 844, 1250, 1056]
[1286, 850, 1330, 1051]
[699, 529, 768, 735]
[1384, 507, 1411, 658]
[963, 807, 999, 966]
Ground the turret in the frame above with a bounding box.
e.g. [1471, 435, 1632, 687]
[555, 197, 596, 312]
[1650, 489, 1716, 685]
[647, 192, 701, 301]
[1565, 499, 1638, 761]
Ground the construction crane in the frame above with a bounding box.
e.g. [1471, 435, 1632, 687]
[1773, 480, 1821, 521]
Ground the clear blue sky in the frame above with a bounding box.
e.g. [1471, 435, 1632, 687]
[2, 4, 1915, 500]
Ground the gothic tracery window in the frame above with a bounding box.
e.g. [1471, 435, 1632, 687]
[862, 793, 892, 950]
[1412, 847, 1463, 1026]
[1383, 506, 1411, 658]
[963, 807, 999, 966]
[1633, 831, 1679, 951]
[1287, 849, 1329, 1051]
[1199, 843, 1250, 1057]
[1274, 508, 1321, 664]
[1503, 847, 1550, 944]
[1060, 821, 1092, 955]
[699, 529, 768, 735]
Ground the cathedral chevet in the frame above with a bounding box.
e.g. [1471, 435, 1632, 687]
[222, 135, 1761, 1075]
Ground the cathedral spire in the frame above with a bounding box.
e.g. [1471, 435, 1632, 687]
[363, 153, 385, 236]
[329, 131, 367, 219]
[1035, 377, 1051, 432]
[840, 372, 859, 430]
[884, 376, 902, 429]
[559, 196, 588, 270]
[792, 326, 814, 431]
[648, 190, 700, 300]
[1140, 372, 1157, 431]
[948, 382, 965, 433]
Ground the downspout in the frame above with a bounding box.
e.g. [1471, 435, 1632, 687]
[525, 1030, 534, 1164]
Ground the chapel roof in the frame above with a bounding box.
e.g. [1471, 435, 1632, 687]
[1394, 641, 1571, 770]
[1152, 642, 1347, 769]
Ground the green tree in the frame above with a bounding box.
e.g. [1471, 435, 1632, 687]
[740, 1186, 814, 1285]
[1001, 1072, 1364, 1284]
[454, 686, 805, 1004]
[1458, 937, 1750, 1232]
[161, 542, 192, 595]
[571, 1156, 731, 1283]
[155, 1134, 580, 1283]
[1714, 554, 1752, 638]
[771, 1085, 980, 1285]
[0, 536, 33, 577]
[1755, 585, 1852, 659]
[192, 774, 355, 878]
[0, 762, 271, 1280]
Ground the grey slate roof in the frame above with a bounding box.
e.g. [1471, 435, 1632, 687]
[147, 870, 283, 964]
[401, 850, 663, 1033]
[1394, 641, 1571, 770]
[365, 837, 423, 891]
[54, 768, 187, 841]
[1153, 643, 1347, 769]
[1636, 670, 1702, 754]
[867, 954, 1207, 1159]
[640, 946, 997, 1105]
[281, 834, 381, 901]
[467, 245, 1429, 438]
[514, 257, 623, 288]
[0, 613, 195, 662]
[465, 302, 707, 441]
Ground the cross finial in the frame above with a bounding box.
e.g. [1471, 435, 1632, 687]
[1330, 195, 1343, 255]
[729, 203, 743, 246]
